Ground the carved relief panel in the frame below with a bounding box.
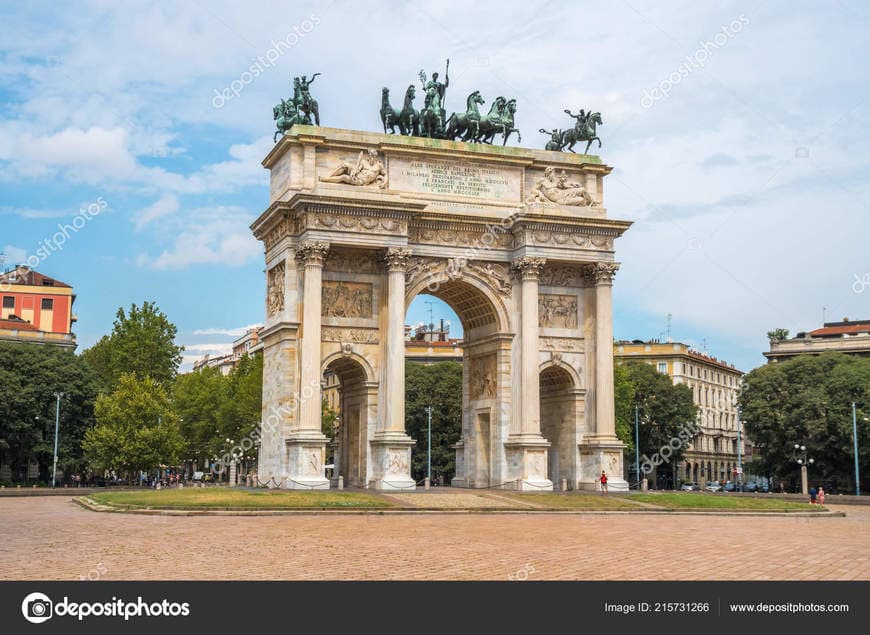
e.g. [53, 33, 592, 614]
[469, 353, 497, 399]
[321, 281, 373, 319]
[266, 261, 285, 317]
[538, 294, 578, 329]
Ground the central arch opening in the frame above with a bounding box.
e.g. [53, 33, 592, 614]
[322, 354, 374, 488]
[405, 276, 507, 488]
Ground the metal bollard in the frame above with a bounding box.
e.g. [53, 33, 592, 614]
[424, 477, 430, 490]
[338, 476, 344, 490]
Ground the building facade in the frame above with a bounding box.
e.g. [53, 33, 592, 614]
[0, 265, 77, 350]
[192, 326, 264, 375]
[765, 318, 870, 362]
[614, 340, 746, 488]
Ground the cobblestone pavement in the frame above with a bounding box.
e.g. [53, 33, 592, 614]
[0, 497, 867, 581]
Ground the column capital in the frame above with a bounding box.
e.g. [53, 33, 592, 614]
[383, 247, 412, 272]
[295, 240, 330, 267]
[585, 261, 620, 286]
[510, 256, 546, 281]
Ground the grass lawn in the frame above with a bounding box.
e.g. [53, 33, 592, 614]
[87, 488, 393, 510]
[626, 492, 822, 511]
[507, 492, 646, 510]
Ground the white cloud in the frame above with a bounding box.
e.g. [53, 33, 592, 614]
[2, 245, 27, 266]
[136, 205, 261, 270]
[135, 194, 180, 230]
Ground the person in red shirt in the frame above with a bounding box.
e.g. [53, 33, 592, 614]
[599, 470, 608, 495]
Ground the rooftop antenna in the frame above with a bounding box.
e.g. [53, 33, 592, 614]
[0, 253, 6, 272]
[424, 300, 434, 333]
[822, 306, 826, 325]
[666, 313, 672, 343]
[702, 338, 707, 352]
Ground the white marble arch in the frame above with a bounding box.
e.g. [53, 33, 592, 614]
[252, 125, 632, 492]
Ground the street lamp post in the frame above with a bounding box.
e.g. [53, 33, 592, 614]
[634, 404, 640, 489]
[794, 443, 813, 495]
[51, 392, 63, 488]
[852, 402, 865, 497]
[426, 406, 432, 482]
[736, 407, 743, 489]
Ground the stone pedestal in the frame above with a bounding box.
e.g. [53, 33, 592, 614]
[578, 438, 628, 492]
[505, 438, 553, 491]
[370, 433, 416, 491]
[285, 431, 330, 489]
[451, 440, 467, 488]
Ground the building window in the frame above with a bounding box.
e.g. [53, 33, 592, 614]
[41, 298, 53, 310]
[2, 296, 13, 309]
[657, 362, 667, 374]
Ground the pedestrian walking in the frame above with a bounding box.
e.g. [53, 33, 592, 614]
[599, 470, 608, 495]
[818, 486, 825, 505]
[808, 485, 817, 505]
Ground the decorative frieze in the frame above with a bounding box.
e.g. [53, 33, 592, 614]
[540, 336, 584, 352]
[324, 248, 381, 274]
[305, 213, 407, 235]
[409, 225, 514, 249]
[539, 265, 585, 288]
[321, 327, 380, 344]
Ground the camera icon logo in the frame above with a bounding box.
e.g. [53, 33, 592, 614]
[21, 592, 53, 624]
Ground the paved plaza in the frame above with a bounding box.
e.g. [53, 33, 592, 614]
[0, 496, 867, 581]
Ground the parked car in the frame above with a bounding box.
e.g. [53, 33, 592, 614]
[705, 481, 722, 492]
[758, 482, 770, 493]
[680, 482, 699, 491]
[742, 482, 758, 492]
[723, 481, 737, 492]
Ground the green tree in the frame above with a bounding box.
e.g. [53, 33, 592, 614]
[218, 353, 264, 466]
[0, 342, 97, 483]
[81, 301, 183, 392]
[614, 363, 636, 453]
[83, 373, 183, 479]
[173, 365, 230, 468]
[766, 328, 790, 341]
[623, 362, 697, 484]
[740, 352, 870, 489]
[405, 361, 463, 482]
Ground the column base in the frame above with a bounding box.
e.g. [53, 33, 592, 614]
[284, 431, 330, 490]
[370, 432, 416, 491]
[505, 435, 553, 492]
[578, 436, 627, 492]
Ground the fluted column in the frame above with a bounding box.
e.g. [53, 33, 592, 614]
[295, 240, 330, 432]
[511, 256, 547, 436]
[590, 262, 620, 438]
[384, 248, 411, 432]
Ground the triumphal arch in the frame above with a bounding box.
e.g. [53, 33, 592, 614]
[253, 125, 631, 491]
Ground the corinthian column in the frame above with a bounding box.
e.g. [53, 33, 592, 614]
[510, 256, 546, 437]
[383, 247, 411, 432]
[370, 247, 416, 491]
[506, 256, 552, 491]
[589, 262, 619, 438]
[295, 240, 330, 433]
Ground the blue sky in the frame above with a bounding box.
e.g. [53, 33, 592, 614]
[1, 0, 867, 371]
